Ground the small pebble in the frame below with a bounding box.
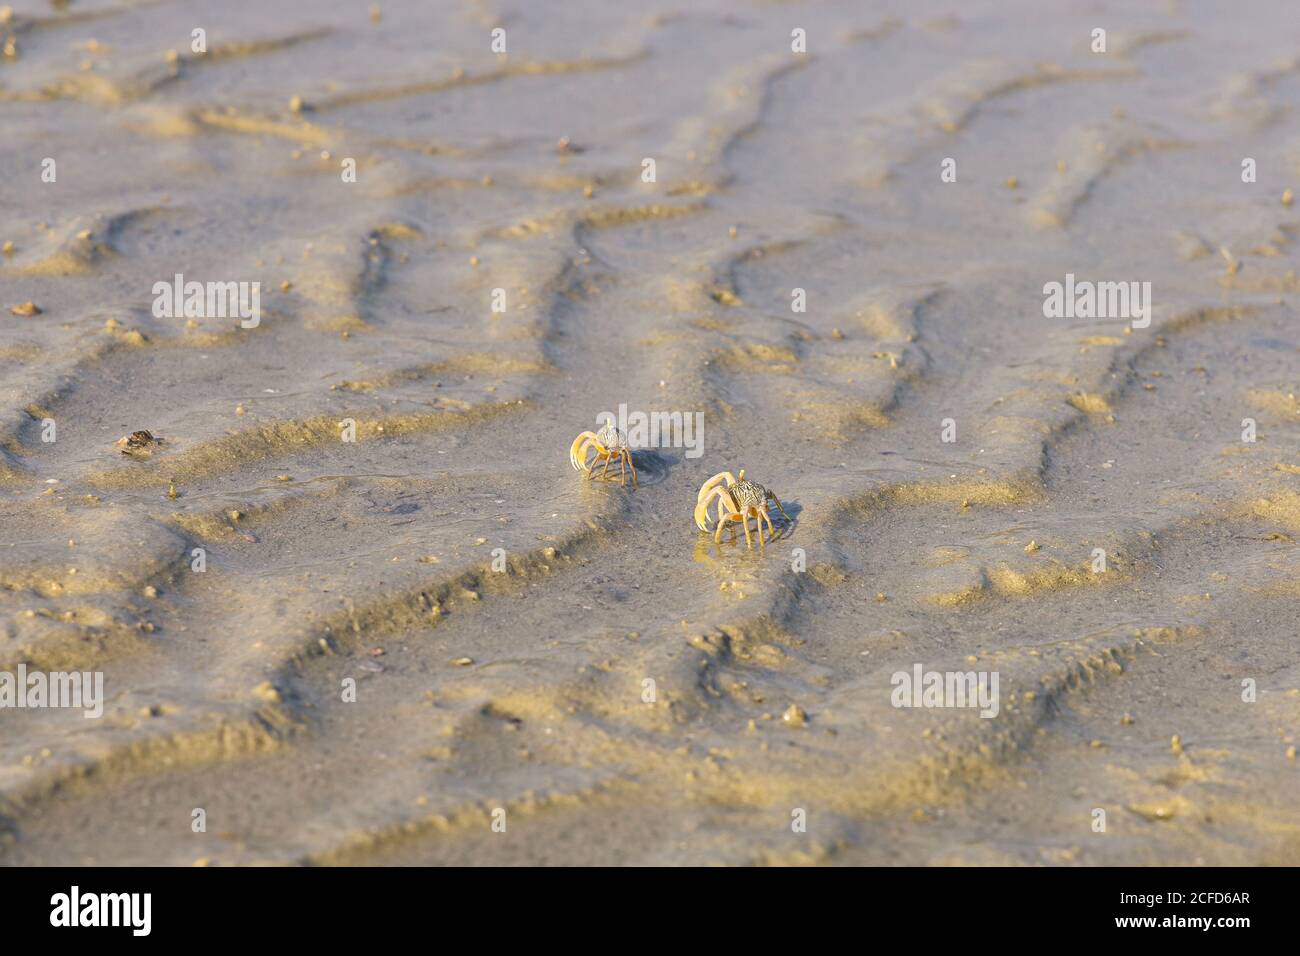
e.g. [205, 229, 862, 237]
[782, 704, 807, 727]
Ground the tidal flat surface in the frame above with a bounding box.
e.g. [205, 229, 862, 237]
[0, 0, 1297, 865]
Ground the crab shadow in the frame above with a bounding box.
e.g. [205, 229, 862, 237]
[580, 448, 673, 488]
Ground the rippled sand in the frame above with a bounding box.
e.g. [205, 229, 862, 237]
[1, 0, 1298, 865]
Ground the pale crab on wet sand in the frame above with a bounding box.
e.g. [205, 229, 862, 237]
[694, 469, 791, 547]
[570, 423, 639, 487]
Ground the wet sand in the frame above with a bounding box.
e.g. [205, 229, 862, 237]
[1, 0, 1298, 865]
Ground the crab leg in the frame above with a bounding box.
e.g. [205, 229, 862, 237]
[624, 449, 638, 487]
[715, 489, 739, 529]
[700, 485, 737, 531]
[724, 486, 745, 532]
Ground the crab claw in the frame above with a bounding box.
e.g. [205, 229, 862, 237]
[570, 431, 605, 472]
[693, 493, 716, 531]
[695, 471, 736, 505]
[694, 471, 738, 530]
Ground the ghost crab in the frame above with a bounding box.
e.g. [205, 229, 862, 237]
[570, 423, 638, 486]
[694, 469, 791, 547]
[116, 430, 161, 455]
